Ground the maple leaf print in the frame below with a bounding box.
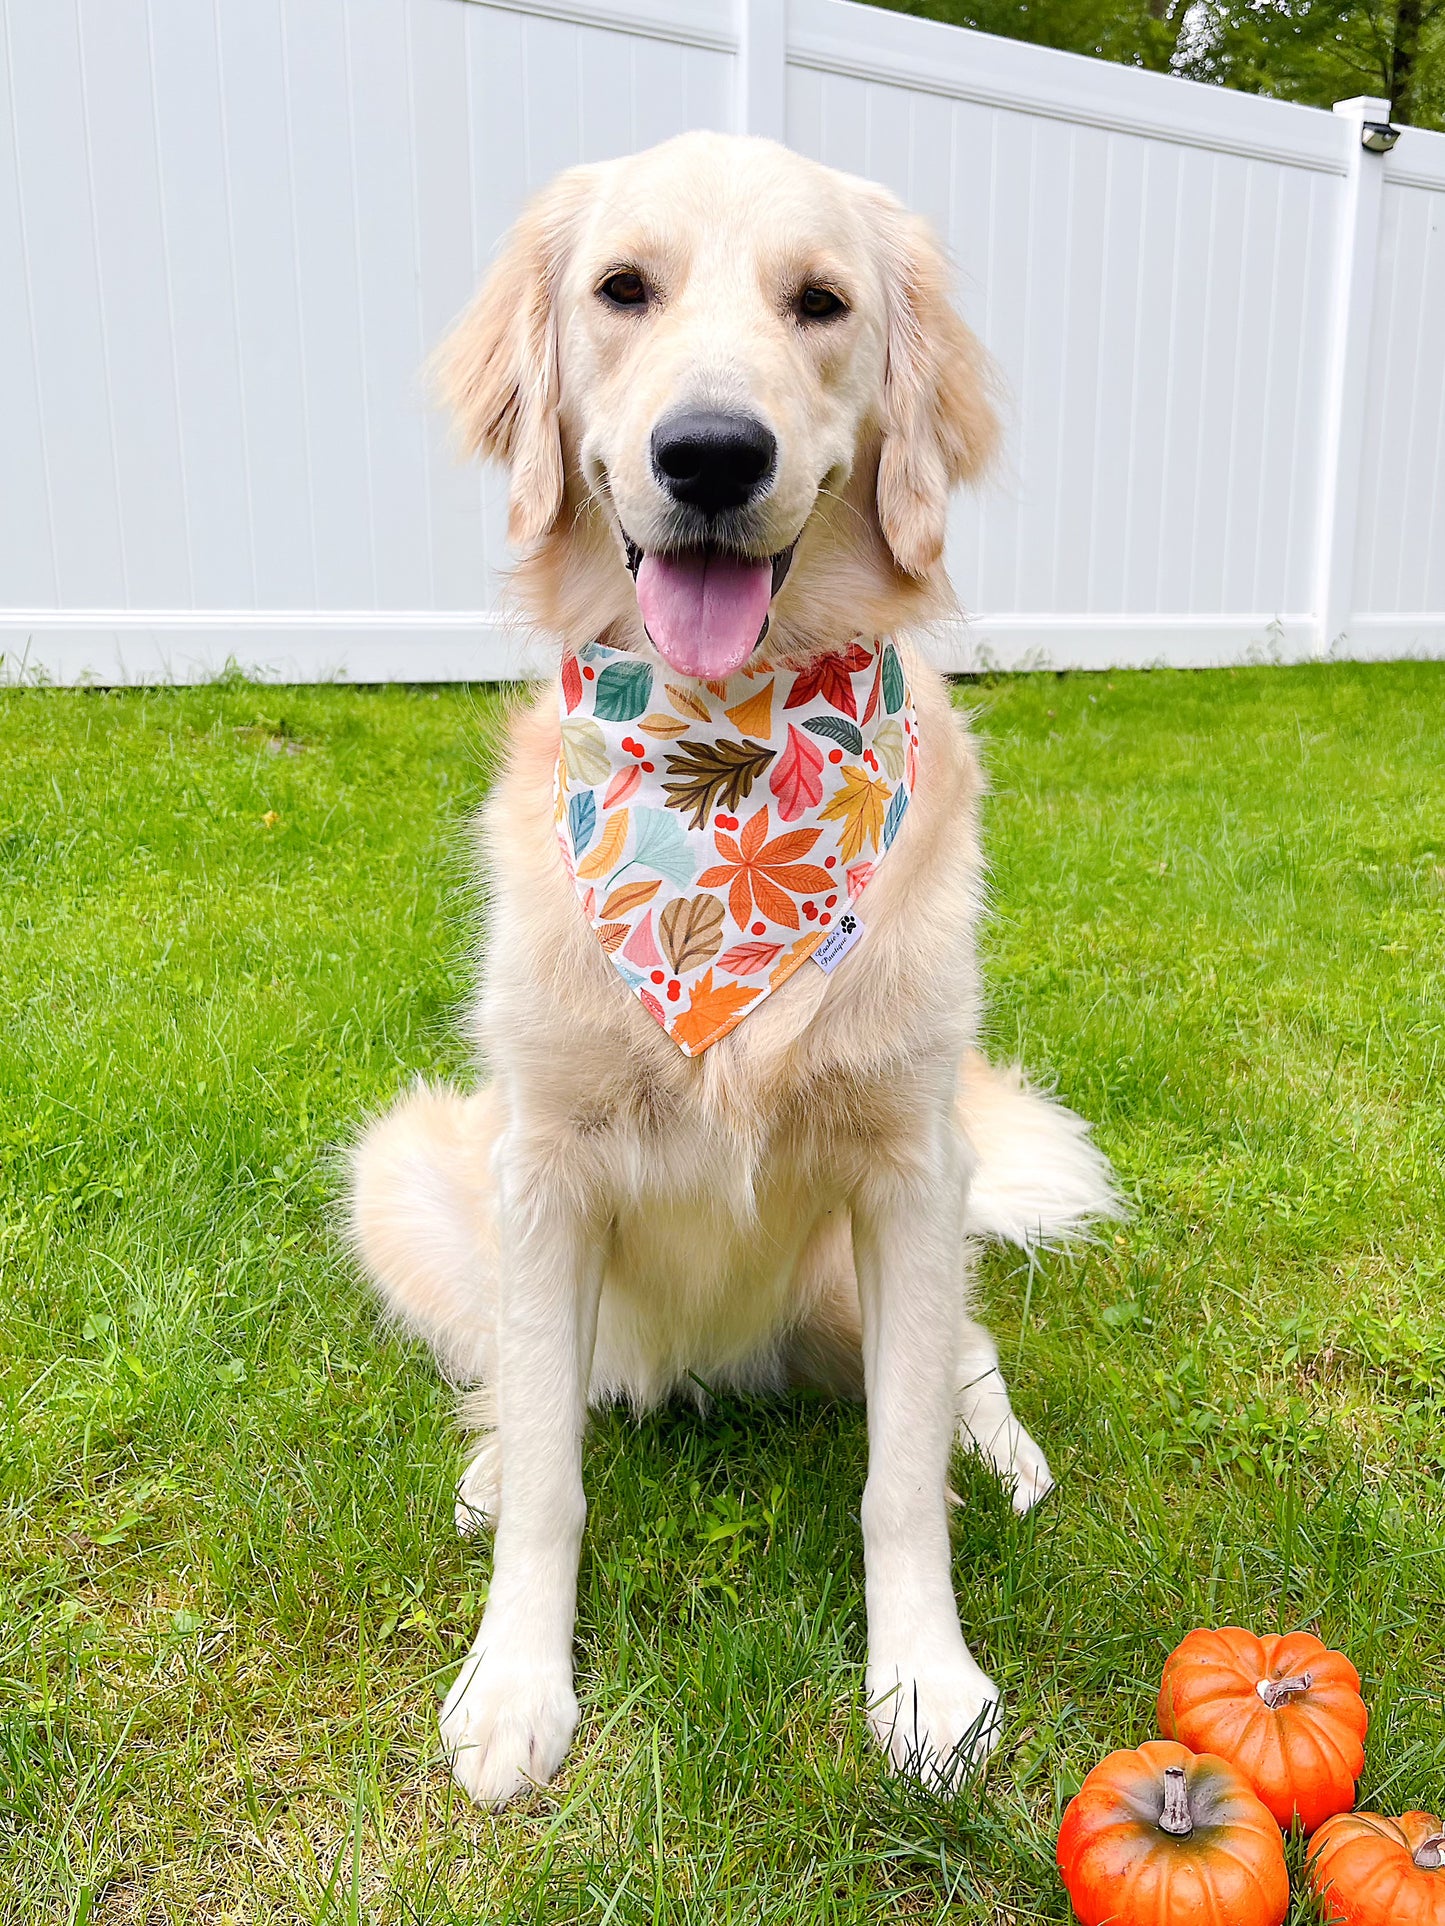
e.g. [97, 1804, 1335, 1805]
[697, 805, 834, 930]
[658, 893, 725, 974]
[782, 643, 873, 719]
[819, 766, 890, 862]
[769, 723, 824, 823]
[671, 968, 763, 1054]
[661, 737, 776, 830]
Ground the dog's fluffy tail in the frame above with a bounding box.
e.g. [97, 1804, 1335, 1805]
[957, 1051, 1122, 1249]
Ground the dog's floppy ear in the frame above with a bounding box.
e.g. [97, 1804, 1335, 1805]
[435, 168, 595, 548]
[872, 200, 999, 579]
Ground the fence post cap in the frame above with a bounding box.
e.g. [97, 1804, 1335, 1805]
[1332, 95, 1392, 120]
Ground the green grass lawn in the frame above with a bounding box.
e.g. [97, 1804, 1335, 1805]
[2, 663, 1443, 1924]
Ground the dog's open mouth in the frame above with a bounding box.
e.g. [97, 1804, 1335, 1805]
[623, 537, 796, 679]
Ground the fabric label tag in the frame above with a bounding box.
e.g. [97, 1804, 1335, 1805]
[812, 911, 866, 974]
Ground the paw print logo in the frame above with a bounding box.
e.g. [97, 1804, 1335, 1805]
[838, 914, 857, 936]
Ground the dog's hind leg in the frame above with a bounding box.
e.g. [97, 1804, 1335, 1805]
[952, 1314, 1055, 1515]
[783, 1210, 1053, 1514]
[347, 1083, 503, 1529]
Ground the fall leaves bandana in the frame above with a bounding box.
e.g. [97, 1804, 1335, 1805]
[554, 637, 918, 1056]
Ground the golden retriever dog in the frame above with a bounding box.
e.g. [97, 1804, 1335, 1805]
[348, 131, 1116, 1810]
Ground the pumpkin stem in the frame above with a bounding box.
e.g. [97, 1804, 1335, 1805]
[1255, 1670, 1313, 1708]
[1415, 1831, 1445, 1871]
[1158, 1765, 1194, 1838]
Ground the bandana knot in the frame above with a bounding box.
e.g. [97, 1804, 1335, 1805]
[555, 638, 918, 1054]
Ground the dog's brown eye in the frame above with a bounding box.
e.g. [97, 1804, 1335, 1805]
[599, 270, 647, 309]
[798, 286, 846, 321]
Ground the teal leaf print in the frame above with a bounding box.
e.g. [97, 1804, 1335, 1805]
[802, 715, 863, 756]
[881, 643, 905, 716]
[629, 807, 696, 888]
[568, 789, 597, 856]
[594, 659, 653, 723]
[882, 784, 909, 850]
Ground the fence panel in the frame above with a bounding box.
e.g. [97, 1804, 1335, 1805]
[1, 0, 1442, 682]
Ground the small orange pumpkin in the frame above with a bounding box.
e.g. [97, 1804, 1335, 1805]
[1057, 1739, 1289, 1926]
[1157, 1627, 1367, 1832]
[1307, 1809, 1445, 1924]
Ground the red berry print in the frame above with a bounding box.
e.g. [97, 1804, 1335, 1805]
[583, 665, 595, 680]
[803, 902, 817, 921]
[666, 980, 681, 1002]
[825, 894, 837, 908]
[650, 969, 665, 985]
[820, 914, 831, 927]
[825, 856, 836, 869]
[752, 922, 766, 936]
[641, 761, 654, 773]
[828, 748, 843, 765]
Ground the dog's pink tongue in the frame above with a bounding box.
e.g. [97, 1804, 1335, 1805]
[636, 551, 772, 678]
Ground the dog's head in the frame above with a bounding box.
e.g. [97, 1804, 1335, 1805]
[439, 132, 997, 672]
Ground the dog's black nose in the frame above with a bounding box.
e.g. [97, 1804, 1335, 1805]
[651, 410, 777, 516]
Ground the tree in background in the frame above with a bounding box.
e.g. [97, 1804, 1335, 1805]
[865, 0, 1445, 128]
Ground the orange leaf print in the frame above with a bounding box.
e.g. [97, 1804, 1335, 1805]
[769, 723, 824, 822]
[638, 712, 689, 740]
[697, 805, 832, 930]
[671, 968, 762, 1053]
[718, 940, 783, 975]
[597, 921, 629, 952]
[819, 766, 889, 862]
[601, 878, 661, 921]
[724, 679, 774, 738]
[666, 683, 711, 723]
[575, 807, 629, 880]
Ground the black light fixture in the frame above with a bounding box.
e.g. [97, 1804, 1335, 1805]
[1361, 120, 1400, 152]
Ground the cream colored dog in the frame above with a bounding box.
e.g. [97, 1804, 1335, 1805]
[349, 132, 1116, 1810]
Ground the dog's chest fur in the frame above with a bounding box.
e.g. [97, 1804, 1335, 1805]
[468, 653, 985, 1390]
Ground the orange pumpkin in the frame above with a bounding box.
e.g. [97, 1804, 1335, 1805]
[1158, 1627, 1367, 1832]
[1307, 1809, 1445, 1924]
[1057, 1739, 1289, 1926]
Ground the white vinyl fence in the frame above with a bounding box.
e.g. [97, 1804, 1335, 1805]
[2, 0, 1443, 684]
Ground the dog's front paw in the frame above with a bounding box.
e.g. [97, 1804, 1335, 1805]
[439, 1647, 577, 1808]
[866, 1648, 1002, 1789]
